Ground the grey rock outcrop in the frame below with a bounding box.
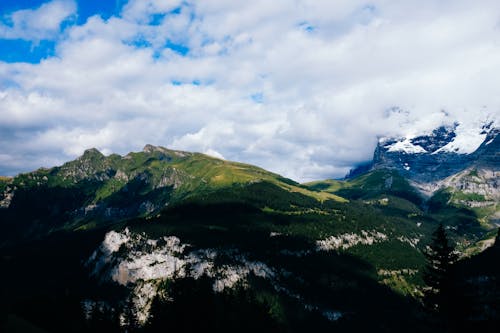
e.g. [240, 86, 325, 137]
[370, 124, 499, 183]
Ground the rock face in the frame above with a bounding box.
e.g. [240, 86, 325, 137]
[439, 168, 499, 201]
[0, 145, 196, 244]
[370, 122, 499, 183]
[349, 121, 500, 224]
[87, 228, 277, 324]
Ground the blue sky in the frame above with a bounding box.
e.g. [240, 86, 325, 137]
[0, 0, 499, 181]
[0, 0, 123, 25]
[0, 0, 171, 63]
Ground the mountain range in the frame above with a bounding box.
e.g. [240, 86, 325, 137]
[0, 122, 498, 332]
[348, 120, 499, 227]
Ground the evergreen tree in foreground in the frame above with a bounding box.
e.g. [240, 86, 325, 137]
[423, 224, 458, 317]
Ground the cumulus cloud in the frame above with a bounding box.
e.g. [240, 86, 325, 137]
[0, 0, 499, 181]
[0, 0, 76, 41]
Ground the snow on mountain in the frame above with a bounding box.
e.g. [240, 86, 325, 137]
[432, 122, 490, 154]
[385, 138, 428, 154]
[359, 118, 500, 183]
[380, 120, 496, 156]
[381, 124, 456, 154]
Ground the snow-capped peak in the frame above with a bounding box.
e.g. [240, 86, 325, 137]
[432, 121, 492, 155]
[381, 119, 497, 156]
[385, 138, 427, 154]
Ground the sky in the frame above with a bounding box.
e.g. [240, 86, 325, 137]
[0, 0, 499, 181]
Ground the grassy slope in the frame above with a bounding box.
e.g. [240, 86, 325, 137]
[0, 147, 345, 246]
[446, 188, 499, 227]
[2, 150, 491, 296]
[304, 170, 422, 203]
[0, 156, 453, 292]
[429, 167, 500, 227]
[166, 153, 345, 203]
[128, 175, 430, 298]
[10, 148, 345, 205]
[301, 169, 496, 292]
[305, 170, 490, 238]
[2, 162, 429, 330]
[2, 150, 497, 331]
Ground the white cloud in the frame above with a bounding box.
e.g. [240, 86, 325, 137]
[121, 0, 183, 23]
[0, 0, 76, 41]
[204, 148, 225, 160]
[0, 0, 499, 181]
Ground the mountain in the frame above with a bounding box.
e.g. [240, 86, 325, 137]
[359, 121, 499, 182]
[0, 144, 342, 246]
[1, 143, 498, 332]
[347, 121, 499, 227]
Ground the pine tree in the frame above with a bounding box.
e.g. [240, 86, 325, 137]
[423, 223, 458, 317]
[122, 296, 138, 332]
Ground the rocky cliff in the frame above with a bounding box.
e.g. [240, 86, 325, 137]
[349, 121, 499, 225]
[371, 122, 498, 183]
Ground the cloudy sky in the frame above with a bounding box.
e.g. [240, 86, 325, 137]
[0, 0, 499, 181]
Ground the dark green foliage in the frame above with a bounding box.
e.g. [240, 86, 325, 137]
[453, 229, 500, 332]
[128, 203, 427, 332]
[144, 276, 284, 333]
[1, 183, 91, 236]
[1, 148, 495, 332]
[0, 177, 10, 193]
[180, 181, 321, 211]
[121, 297, 139, 332]
[421, 224, 475, 333]
[307, 170, 487, 248]
[423, 224, 458, 315]
[85, 304, 121, 333]
[304, 181, 333, 191]
[331, 170, 423, 205]
[349, 240, 425, 270]
[427, 190, 452, 213]
[0, 147, 343, 246]
[139, 253, 425, 333]
[427, 190, 484, 246]
[0, 228, 127, 333]
[276, 176, 301, 186]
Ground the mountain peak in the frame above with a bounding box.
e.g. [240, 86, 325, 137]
[142, 144, 193, 158]
[142, 144, 177, 154]
[379, 121, 497, 156]
[350, 121, 499, 182]
[142, 144, 162, 153]
[81, 148, 104, 158]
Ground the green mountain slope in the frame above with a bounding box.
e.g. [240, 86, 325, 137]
[304, 169, 494, 246]
[1, 147, 497, 332]
[0, 145, 343, 245]
[1, 147, 492, 283]
[304, 169, 422, 203]
[425, 167, 499, 228]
